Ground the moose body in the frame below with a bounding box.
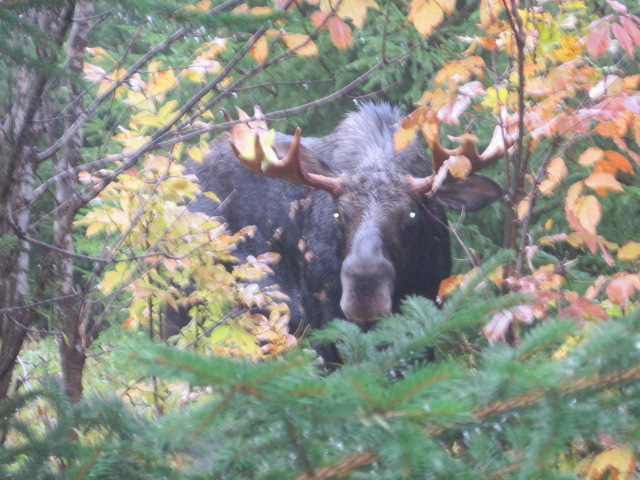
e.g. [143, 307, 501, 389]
[171, 103, 503, 364]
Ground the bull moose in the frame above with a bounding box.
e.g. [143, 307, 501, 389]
[168, 103, 510, 365]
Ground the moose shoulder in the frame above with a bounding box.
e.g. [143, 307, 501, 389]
[169, 103, 504, 365]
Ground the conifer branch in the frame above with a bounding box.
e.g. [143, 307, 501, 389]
[294, 451, 378, 480]
[475, 364, 640, 420]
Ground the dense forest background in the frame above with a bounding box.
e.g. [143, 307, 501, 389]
[1, 0, 639, 478]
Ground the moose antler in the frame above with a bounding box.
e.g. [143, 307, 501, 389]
[407, 110, 518, 197]
[225, 107, 344, 195]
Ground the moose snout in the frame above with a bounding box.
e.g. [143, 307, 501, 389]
[339, 254, 395, 326]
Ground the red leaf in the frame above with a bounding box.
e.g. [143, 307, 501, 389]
[607, 274, 640, 307]
[612, 22, 635, 57]
[311, 10, 331, 28]
[620, 16, 640, 46]
[606, 0, 627, 13]
[484, 310, 513, 342]
[587, 25, 611, 58]
[561, 292, 608, 321]
[328, 16, 352, 50]
[622, 95, 640, 114]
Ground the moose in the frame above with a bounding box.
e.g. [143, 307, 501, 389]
[169, 103, 512, 365]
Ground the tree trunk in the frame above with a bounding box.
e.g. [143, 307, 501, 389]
[55, 0, 94, 403]
[0, 155, 36, 400]
[0, 3, 76, 403]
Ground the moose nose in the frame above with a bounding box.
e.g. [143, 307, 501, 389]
[339, 254, 395, 325]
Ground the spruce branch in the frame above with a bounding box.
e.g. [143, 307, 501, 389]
[294, 450, 378, 480]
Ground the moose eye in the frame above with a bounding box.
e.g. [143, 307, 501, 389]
[408, 211, 416, 219]
[333, 212, 340, 219]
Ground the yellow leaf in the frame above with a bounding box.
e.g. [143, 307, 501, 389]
[188, 146, 204, 163]
[319, 0, 380, 29]
[394, 125, 418, 152]
[447, 155, 472, 179]
[538, 157, 568, 195]
[99, 263, 131, 295]
[565, 181, 584, 211]
[200, 38, 227, 59]
[554, 34, 584, 62]
[479, 0, 504, 30]
[584, 172, 624, 196]
[579, 147, 604, 165]
[143, 155, 171, 171]
[204, 191, 221, 203]
[124, 90, 148, 110]
[148, 65, 177, 97]
[435, 0, 455, 14]
[282, 34, 319, 56]
[182, 68, 204, 83]
[248, 6, 272, 16]
[575, 195, 601, 234]
[85, 221, 105, 237]
[195, 0, 211, 11]
[482, 85, 511, 111]
[584, 447, 636, 480]
[618, 241, 640, 261]
[517, 196, 531, 221]
[172, 142, 184, 161]
[408, 0, 444, 37]
[250, 36, 269, 63]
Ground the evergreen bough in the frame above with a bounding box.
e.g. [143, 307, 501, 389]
[2, 254, 639, 479]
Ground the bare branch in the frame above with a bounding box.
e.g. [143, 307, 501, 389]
[35, 0, 247, 163]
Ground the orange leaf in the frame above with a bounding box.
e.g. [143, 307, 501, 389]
[311, 10, 331, 28]
[584, 172, 624, 196]
[328, 16, 352, 50]
[604, 150, 634, 174]
[282, 34, 319, 56]
[250, 36, 269, 63]
[394, 125, 418, 152]
[434, 56, 485, 85]
[595, 117, 628, 138]
[408, 0, 444, 37]
[437, 274, 467, 303]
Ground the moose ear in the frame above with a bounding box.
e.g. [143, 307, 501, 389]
[433, 174, 503, 212]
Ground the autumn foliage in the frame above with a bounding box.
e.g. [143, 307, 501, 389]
[2, 0, 640, 478]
